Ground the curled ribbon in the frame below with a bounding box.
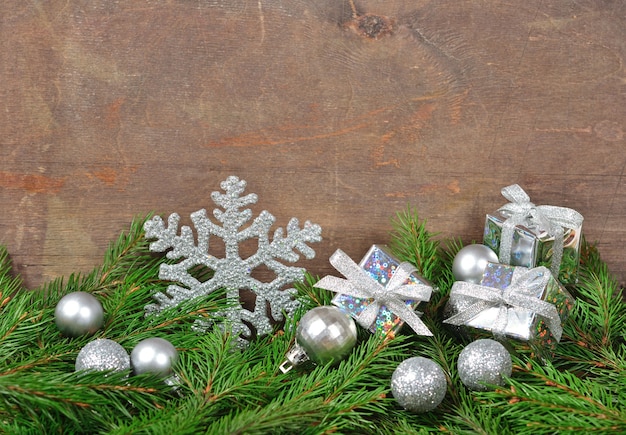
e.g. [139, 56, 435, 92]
[314, 249, 434, 336]
[497, 184, 583, 278]
[444, 266, 563, 341]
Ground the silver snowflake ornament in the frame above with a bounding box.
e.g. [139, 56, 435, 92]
[144, 175, 322, 347]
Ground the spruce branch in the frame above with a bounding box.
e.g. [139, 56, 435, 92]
[294, 272, 334, 309]
[482, 358, 626, 434]
[443, 387, 511, 435]
[389, 205, 442, 282]
[0, 209, 625, 433]
[568, 243, 625, 348]
[0, 246, 22, 298]
[388, 208, 459, 314]
[555, 240, 626, 377]
[0, 216, 223, 433]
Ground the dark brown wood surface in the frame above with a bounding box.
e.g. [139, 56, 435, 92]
[1, 1, 625, 289]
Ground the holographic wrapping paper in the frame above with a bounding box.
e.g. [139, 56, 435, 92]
[447, 262, 575, 360]
[483, 210, 583, 286]
[331, 245, 430, 335]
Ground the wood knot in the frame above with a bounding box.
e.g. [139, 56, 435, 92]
[346, 13, 394, 40]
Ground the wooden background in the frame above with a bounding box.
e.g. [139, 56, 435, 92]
[1, 1, 625, 290]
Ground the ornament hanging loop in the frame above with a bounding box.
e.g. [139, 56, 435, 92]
[279, 343, 309, 373]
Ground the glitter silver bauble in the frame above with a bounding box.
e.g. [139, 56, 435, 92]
[457, 339, 512, 391]
[297, 305, 357, 365]
[130, 337, 179, 377]
[75, 339, 130, 375]
[452, 244, 498, 283]
[391, 357, 447, 413]
[55, 291, 104, 337]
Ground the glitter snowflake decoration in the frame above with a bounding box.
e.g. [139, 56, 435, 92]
[144, 175, 322, 347]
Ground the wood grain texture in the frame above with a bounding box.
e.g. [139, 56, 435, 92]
[1, 1, 625, 288]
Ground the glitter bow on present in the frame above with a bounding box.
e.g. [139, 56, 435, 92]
[444, 266, 564, 341]
[315, 249, 434, 336]
[497, 184, 583, 278]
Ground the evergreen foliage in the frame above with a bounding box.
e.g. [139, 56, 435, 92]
[0, 210, 624, 434]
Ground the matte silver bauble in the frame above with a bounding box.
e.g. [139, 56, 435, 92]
[75, 339, 130, 375]
[457, 339, 512, 391]
[452, 244, 498, 283]
[130, 337, 179, 377]
[296, 305, 357, 366]
[391, 357, 447, 413]
[55, 291, 104, 337]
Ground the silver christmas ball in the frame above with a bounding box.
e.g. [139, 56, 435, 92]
[75, 338, 130, 375]
[130, 337, 179, 377]
[457, 339, 512, 391]
[391, 357, 447, 413]
[452, 244, 498, 283]
[55, 291, 104, 337]
[296, 306, 357, 366]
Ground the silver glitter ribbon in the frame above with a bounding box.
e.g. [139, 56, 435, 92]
[497, 184, 583, 277]
[444, 266, 563, 341]
[314, 249, 434, 336]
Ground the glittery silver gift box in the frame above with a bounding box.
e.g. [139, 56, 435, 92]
[445, 262, 575, 359]
[483, 208, 583, 286]
[331, 245, 431, 336]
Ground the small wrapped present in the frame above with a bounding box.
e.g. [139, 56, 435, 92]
[483, 184, 584, 285]
[314, 245, 434, 336]
[444, 262, 575, 359]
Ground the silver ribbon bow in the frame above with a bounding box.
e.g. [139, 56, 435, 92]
[498, 184, 583, 278]
[314, 249, 434, 336]
[444, 266, 563, 341]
